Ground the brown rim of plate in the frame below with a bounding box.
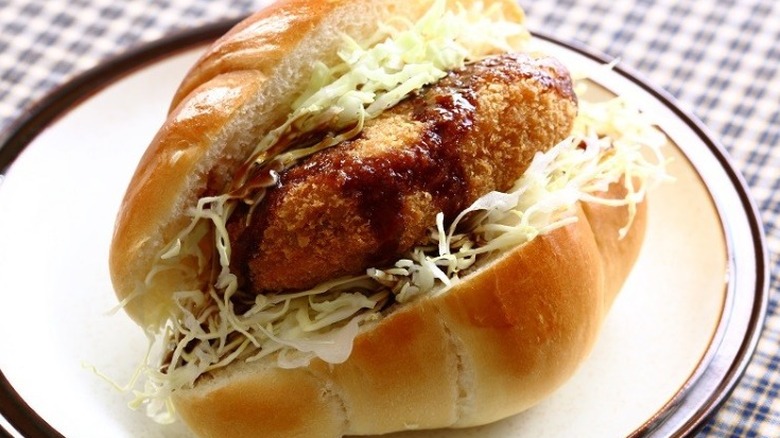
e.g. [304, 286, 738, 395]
[0, 17, 768, 438]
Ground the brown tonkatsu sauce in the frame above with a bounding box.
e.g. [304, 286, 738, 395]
[339, 89, 477, 261]
[227, 53, 578, 293]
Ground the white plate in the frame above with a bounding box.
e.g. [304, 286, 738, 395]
[0, 22, 767, 438]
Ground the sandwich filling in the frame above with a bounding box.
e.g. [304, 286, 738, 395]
[120, 0, 668, 423]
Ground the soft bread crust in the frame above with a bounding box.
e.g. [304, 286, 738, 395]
[172, 182, 648, 438]
[110, 0, 525, 328]
[110, 1, 645, 435]
[110, 70, 266, 327]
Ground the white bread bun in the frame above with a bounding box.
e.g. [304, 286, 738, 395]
[107, 0, 656, 437]
[171, 182, 646, 438]
[109, 0, 526, 329]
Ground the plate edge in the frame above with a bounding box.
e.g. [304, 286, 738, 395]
[0, 19, 769, 438]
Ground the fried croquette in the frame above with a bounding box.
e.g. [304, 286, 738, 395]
[228, 53, 578, 292]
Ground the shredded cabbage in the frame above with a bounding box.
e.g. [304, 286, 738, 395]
[128, 92, 668, 423]
[118, 1, 670, 425]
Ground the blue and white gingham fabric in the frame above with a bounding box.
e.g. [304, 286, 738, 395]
[0, 0, 778, 436]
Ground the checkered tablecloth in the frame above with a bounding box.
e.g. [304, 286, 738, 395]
[0, 0, 777, 436]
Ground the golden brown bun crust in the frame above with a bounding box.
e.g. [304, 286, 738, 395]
[109, 1, 643, 435]
[110, 0, 526, 329]
[172, 181, 648, 437]
[109, 70, 266, 327]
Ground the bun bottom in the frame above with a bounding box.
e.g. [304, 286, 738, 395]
[172, 182, 647, 438]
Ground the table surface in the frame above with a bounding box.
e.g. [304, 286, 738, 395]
[0, 0, 777, 436]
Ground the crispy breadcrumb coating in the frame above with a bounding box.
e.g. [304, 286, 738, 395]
[228, 53, 577, 292]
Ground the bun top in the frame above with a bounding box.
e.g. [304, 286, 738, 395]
[109, 0, 528, 329]
[170, 0, 524, 109]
